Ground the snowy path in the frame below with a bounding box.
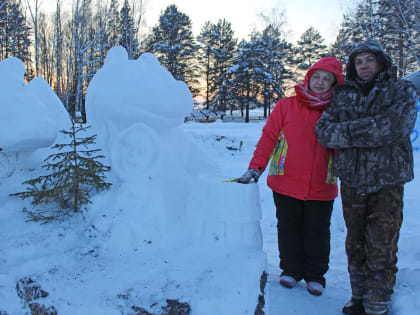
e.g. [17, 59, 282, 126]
[260, 181, 352, 315]
[260, 150, 420, 315]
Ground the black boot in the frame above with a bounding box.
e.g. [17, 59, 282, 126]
[342, 298, 365, 315]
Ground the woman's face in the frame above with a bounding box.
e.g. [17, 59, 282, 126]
[309, 69, 335, 94]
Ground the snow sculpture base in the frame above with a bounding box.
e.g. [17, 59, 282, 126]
[186, 180, 263, 249]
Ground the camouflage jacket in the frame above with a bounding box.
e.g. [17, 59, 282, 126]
[315, 75, 418, 194]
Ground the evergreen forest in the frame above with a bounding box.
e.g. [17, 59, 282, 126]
[1, 0, 419, 121]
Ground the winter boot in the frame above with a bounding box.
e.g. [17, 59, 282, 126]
[280, 275, 297, 288]
[342, 298, 365, 315]
[364, 306, 389, 315]
[307, 281, 323, 296]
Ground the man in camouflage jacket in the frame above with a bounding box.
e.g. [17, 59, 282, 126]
[315, 40, 418, 315]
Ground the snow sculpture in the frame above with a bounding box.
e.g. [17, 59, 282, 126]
[85, 46, 263, 251]
[0, 57, 70, 178]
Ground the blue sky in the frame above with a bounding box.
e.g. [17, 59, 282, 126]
[146, 0, 354, 45]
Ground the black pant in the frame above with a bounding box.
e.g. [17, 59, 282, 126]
[273, 192, 333, 287]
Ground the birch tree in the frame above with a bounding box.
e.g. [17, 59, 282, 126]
[25, 0, 41, 76]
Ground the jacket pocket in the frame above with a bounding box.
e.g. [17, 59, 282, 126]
[269, 130, 288, 176]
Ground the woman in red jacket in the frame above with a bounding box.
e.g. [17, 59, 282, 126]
[237, 57, 344, 296]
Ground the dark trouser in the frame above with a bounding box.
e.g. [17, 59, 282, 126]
[341, 184, 404, 315]
[273, 192, 333, 287]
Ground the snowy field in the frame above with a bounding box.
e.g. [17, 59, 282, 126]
[0, 48, 419, 314]
[0, 49, 266, 314]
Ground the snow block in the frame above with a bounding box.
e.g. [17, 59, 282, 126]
[186, 180, 263, 249]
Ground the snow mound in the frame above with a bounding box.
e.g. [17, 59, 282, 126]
[0, 57, 69, 152]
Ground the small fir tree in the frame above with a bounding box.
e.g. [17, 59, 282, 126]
[10, 120, 111, 223]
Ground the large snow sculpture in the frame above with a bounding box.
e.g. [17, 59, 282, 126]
[85, 46, 263, 252]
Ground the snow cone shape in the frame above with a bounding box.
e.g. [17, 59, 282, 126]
[0, 57, 68, 152]
[185, 180, 263, 249]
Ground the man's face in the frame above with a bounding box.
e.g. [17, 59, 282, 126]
[354, 52, 382, 81]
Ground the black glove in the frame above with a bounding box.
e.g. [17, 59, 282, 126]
[237, 169, 261, 184]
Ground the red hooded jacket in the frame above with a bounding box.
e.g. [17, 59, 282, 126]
[248, 57, 345, 201]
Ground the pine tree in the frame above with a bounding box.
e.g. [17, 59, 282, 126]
[375, 0, 419, 75]
[259, 24, 292, 117]
[0, 0, 31, 63]
[10, 119, 112, 223]
[145, 4, 199, 95]
[295, 27, 327, 81]
[331, 0, 419, 77]
[210, 19, 237, 110]
[107, 0, 120, 51]
[229, 35, 265, 122]
[197, 21, 216, 109]
[53, 0, 64, 99]
[119, 0, 138, 59]
[329, 14, 355, 65]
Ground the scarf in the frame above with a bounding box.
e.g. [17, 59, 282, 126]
[294, 83, 333, 111]
[355, 71, 387, 96]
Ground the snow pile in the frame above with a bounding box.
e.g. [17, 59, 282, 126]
[0, 57, 70, 153]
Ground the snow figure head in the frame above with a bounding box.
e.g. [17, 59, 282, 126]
[86, 46, 193, 134]
[0, 57, 70, 153]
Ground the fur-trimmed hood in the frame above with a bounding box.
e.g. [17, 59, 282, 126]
[303, 57, 345, 87]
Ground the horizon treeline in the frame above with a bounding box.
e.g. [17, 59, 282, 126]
[1, 0, 418, 122]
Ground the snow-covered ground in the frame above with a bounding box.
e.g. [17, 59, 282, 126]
[0, 48, 419, 314]
[0, 49, 266, 314]
[184, 117, 420, 315]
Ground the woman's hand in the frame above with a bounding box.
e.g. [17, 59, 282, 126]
[236, 169, 261, 184]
